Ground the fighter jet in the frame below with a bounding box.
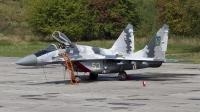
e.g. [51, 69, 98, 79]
[16, 24, 169, 81]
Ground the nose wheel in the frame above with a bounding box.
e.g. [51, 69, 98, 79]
[118, 71, 127, 81]
[74, 76, 81, 83]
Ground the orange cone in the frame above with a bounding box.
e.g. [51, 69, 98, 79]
[142, 80, 146, 87]
[126, 77, 131, 80]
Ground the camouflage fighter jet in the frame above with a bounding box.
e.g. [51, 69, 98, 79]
[16, 24, 169, 81]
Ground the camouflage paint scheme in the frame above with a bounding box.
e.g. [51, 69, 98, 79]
[16, 24, 169, 80]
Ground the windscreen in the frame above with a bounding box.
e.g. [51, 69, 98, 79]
[45, 44, 57, 52]
[35, 44, 57, 57]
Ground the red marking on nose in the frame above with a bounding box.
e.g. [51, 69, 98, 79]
[74, 62, 91, 72]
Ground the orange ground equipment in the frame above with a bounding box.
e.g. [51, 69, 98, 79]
[61, 53, 78, 85]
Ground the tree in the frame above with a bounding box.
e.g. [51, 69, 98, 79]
[156, 0, 200, 36]
[89, 0, 139, 39]
[135, 0, 162, 37]
[26, 0, 91, 40]
[26, 0, 139, 40]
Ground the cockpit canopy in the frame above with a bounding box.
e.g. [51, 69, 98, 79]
[35, 44, 58, 57]
[52, 31, 72, 46]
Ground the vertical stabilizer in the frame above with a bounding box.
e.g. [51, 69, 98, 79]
[135, 24, 169, 59]
[110, 24, 134, 56]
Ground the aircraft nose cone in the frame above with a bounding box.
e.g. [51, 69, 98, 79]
[16, 54, 37, 66]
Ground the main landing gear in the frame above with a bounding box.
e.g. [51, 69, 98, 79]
[89, 71, 127, 81]
[118, 71, 128, 81]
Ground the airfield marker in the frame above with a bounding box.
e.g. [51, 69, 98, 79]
[126, 77, 131, 80]
[142, 81, 146, 87]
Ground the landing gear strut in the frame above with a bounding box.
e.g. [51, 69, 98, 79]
[118, 71, 127, 81]
[89, 73, 98, 80]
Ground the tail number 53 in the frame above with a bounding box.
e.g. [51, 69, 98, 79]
[92, 63, 100, 70]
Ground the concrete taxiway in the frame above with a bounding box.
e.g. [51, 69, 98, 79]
[0, 57, 200, 112]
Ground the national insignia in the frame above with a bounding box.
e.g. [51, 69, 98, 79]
[155, 36, 161, 46]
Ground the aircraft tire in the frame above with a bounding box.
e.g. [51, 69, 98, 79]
[75, 76, 81, 83]
[118, 71, 127, 81]
[89, 73, 98, 80]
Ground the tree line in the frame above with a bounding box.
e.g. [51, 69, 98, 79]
[1, 0, 200, 41]
[156, 0, 200, 36]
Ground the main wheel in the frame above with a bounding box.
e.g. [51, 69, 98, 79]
[118, 71, 127, 81]
[89, 73, 98, 80]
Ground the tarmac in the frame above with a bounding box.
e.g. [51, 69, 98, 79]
[0, 57, 200, 112]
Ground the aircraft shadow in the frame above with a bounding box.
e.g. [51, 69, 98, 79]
[26, 73, 197, 85]
[183, 68, 200, 70]
[17, 66, 57, 69]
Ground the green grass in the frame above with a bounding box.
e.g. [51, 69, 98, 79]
[1, 37, 200, 63]
[166, 53, 200, 64]
[0, 0, 30, 36]
[167, 44, 200, 54]
[0, 40, 115, 57]
[0, 40, 50, 57]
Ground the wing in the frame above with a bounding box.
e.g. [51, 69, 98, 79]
[54, 52, 163, 61]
